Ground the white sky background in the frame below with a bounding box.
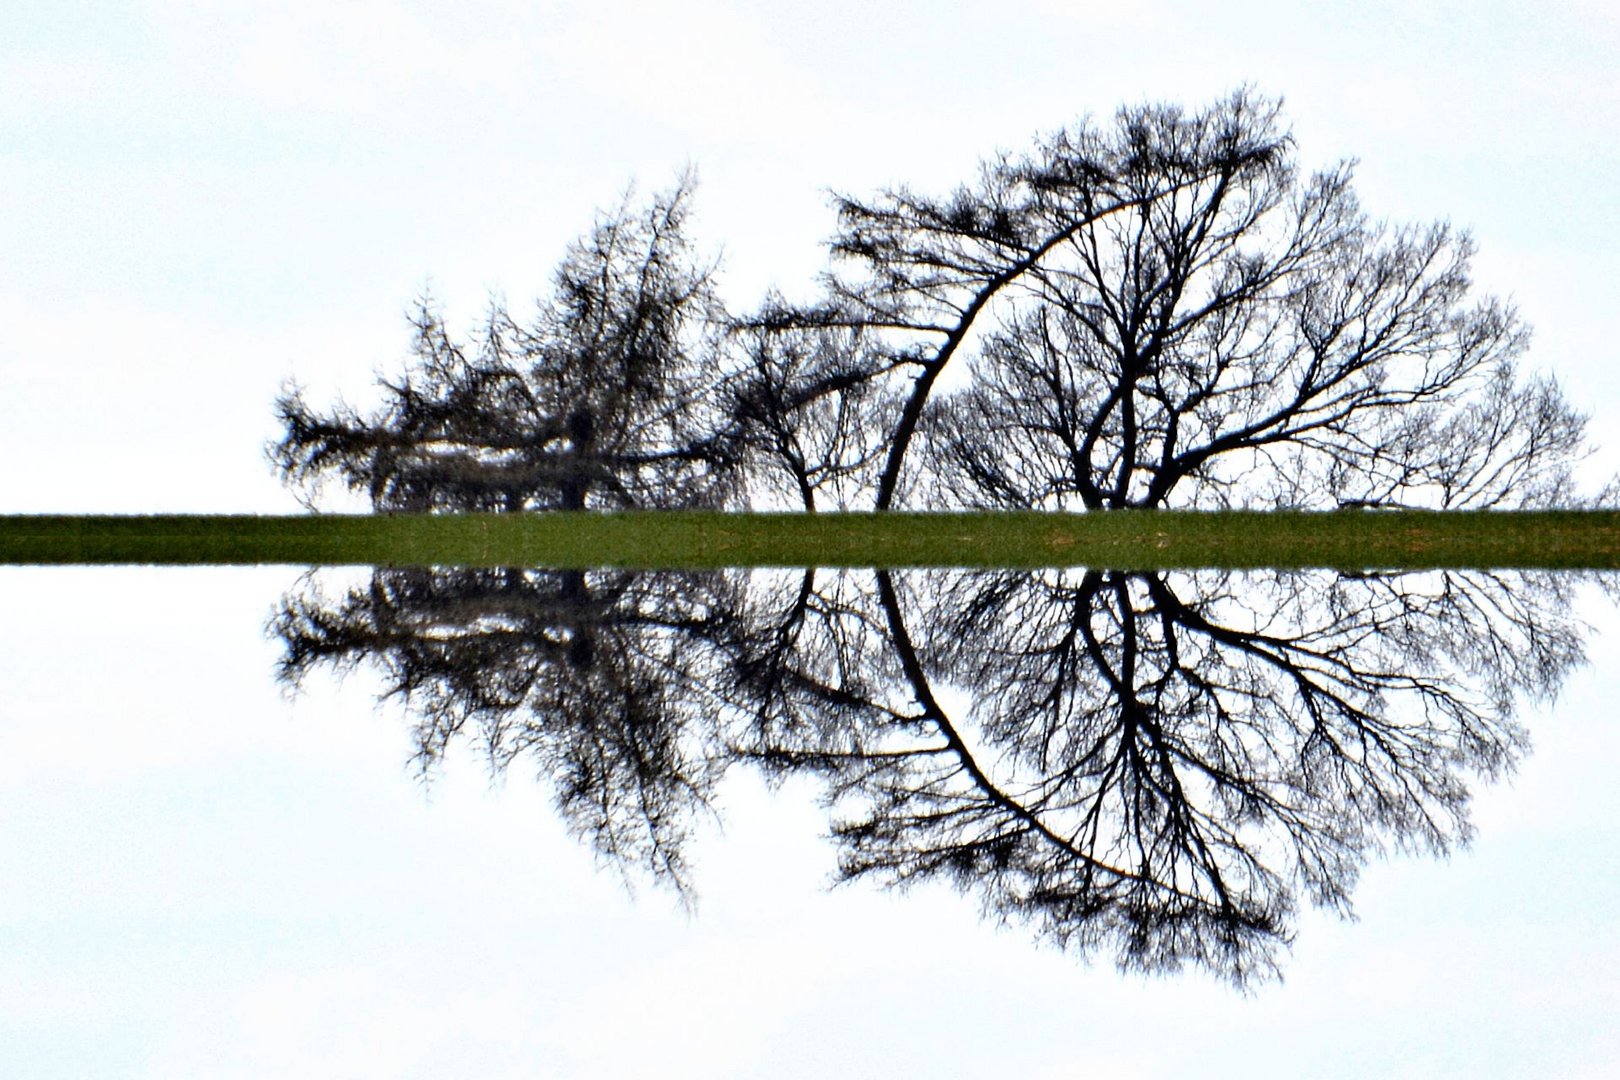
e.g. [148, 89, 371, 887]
[3, 1, 1620, 1076]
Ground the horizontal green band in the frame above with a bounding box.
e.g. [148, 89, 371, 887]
[5, 510, 1620, 570]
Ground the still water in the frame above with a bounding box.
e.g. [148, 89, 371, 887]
[5, 565, 1620, 1078]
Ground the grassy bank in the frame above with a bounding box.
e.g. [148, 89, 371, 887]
[5, 510, 1620, 570]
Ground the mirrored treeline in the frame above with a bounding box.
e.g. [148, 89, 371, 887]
[271, 562, 1603, 985]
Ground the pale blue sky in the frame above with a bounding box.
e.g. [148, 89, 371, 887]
[5, 0, 1620, 513]
[4, 3, 1620, 1076]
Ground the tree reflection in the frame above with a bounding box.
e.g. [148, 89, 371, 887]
[275, 563, 1594, 983]
[835, 568, 1579, 983]
[273, 566, 742, 892]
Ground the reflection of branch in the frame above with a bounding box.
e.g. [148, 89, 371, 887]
[865, 570, 1294, 981]
[857, 567, 1588, 983]
[274, 562, 1597, 986]
[273, 566, 742, 896]
[872, 570, 1167, 890]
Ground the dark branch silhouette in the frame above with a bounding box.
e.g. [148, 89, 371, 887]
[273, 562, 1601, 985]
[273, 566, 743, 893]
[725, 318, 904, 510]
[747, 90, 1594, 510]
[269, 178, 741, 513]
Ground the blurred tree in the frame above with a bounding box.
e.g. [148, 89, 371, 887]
[273, 565, 742, 892]
[270, 178, 741, 512]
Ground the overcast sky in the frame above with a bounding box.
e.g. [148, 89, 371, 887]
[5, 2, 1620, 1077]
[5, 0, 1620, 513]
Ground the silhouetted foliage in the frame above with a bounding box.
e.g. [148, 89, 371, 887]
[273, 566, 742, 891]
[267, 88, 1609, 982]
[752, 89, 1593, 510]
[274, 562, 1598, 984]
[270, 179, 740, 512]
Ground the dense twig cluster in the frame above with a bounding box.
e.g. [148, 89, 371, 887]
[273, 565, 741, 893]
[271, 179, 738, 512]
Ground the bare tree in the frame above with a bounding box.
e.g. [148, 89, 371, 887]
[271, 558, 1600, 983]
[724, 565, 1588, 984]
[752, 89, 1591, 510]
[271, 91, 1596, 514]
[273, 565, 742, 893]
[866, 566, 1582, 982]
[270, 178, 741, 513]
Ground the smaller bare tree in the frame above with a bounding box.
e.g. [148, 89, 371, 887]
[270, 178, 741, 513]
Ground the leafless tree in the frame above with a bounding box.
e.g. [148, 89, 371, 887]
[754, 89, 1591, 510]
[272, 565, 743, 894]
[726, 565, 1589, 984]
[271, 558, 1599, 983]
[270, 178, 741, 513]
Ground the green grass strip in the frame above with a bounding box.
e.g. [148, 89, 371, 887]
[5, 511, 1620, 570]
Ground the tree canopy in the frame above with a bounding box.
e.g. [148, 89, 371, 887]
[272, 560, 1589, 984]
[271, 178, 740, 512]
[774, 88, 1588, 510]
[271, 90, 1601, 515]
